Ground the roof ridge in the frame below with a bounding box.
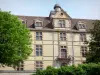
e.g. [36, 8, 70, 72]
[16, 15, 49, 18]
[72, 18, 100, 20]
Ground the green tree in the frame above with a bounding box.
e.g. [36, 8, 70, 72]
[0, 10, 32, 66]
[86, 20, 100, 63]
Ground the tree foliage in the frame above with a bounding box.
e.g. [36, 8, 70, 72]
[0, 10, 32, 66]
[33, 63, 100, 75]
[86, 20, 100, 63]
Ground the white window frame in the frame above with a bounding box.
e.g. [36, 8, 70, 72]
[35, 22, 42, 27]
[58, 20, 65, 28]
[78, 21, 86, 29]
[35, 61, 43, 70]
[60, 46, 67, 58]
[36, 45, 42, 56]
[36, 32, 42, 40]
[80, 33, 86, 42]
[60, 32, 66, 41]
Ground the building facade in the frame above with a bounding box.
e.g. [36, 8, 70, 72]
[0, 4, 96, 71]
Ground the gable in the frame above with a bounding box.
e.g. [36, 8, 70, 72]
[54, 11, 68, 19]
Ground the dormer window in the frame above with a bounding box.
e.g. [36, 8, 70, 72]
[22, 21, 25, 24]
[78, 21, 86, 29]
[79, 24, 86, 29]
[58, 20, 65, 28]
[18, 18, 26, 24]
[35, 22, 42, 27]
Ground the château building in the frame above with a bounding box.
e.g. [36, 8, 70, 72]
[0, 4, 96, 71]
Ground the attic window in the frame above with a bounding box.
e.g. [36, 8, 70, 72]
[79, 24, 86, 29]
[22, 21, 25, 24]
[78, 21, 86, 29]
[35, 22, 42, 27]
[58, 20, 65, 28]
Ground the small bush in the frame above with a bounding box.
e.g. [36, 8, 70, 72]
[33, 63, 100, 75]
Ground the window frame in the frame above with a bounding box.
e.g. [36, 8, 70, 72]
[60, 32, 66, 41]
[80, 33, 87, 42]
[60, 46, 67, 58]
[58, 20, 66, 28]
[78, 21, 86, 29]
[22, 20, 25, 24]
[81, 46, 87, 57]
[35, 61, 43, 70]
[36, 32, 42, 40]
[16, 61, 24, 71]
[35, 22, 42, 27]
[35, 45, 42, 56]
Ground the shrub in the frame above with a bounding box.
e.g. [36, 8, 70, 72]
[33, 63, 100, 75]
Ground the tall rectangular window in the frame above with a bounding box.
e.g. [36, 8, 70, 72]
[35, 61, 43, 70]
[60, 46, 67, 58]
[80, 33, 86, 42]
[60, 32, 66, 41]
[81, 46, 87, 57]
[58, 20, 65, 27]
[16, 61, 24, 71]
[36, 32, 42, 40]
[36, 45, 42, 56]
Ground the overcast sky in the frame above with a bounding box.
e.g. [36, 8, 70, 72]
[0, 0, 100, 19]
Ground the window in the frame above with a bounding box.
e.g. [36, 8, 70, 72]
[78, 21, 86, 29]
[79, 24, 86, 29]
[80, 33, 86, 42]
[22, 21, 25, 24]
[36, 45, 42, 56]
[60, 46, 67, 58]
[60, 32, 66, 41]
[16, 61, 24, 71]
[35, 22, 42, 27]
[35, 61, 43, 70]
[58, 20, 65, 27]
[81, 46, 87, 57]
[36, 32, 42, 40]
[61, 13, 63, 15]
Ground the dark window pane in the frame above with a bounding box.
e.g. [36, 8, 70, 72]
[36, 48, 39, 51]
[36, 45, 39, 47]
[40, 36, 42, 40]
[40, 51, 42, 56]
[17, 68, 19, 71]
[21, 68, 23, 71]
[64, 46, 66, 48]
[36, 61, 39, 64]
[36, 36, 39, 40]
[36, 32, 39, 35]
[21, 65, 24, 67]
[40, 32, 42, 35]
[22, 21, 25, 24]
[36, 51, 39, 56]
[61, 46, 63, 48]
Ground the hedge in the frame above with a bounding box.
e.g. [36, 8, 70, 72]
[33, 63, 100, 75]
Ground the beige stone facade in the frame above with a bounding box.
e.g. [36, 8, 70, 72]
[0, 4, 95, 71]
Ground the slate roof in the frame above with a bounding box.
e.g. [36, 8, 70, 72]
[18, 15, 97, 31]
[72, 18, 95, 30]
[18, 15, 53, 29]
